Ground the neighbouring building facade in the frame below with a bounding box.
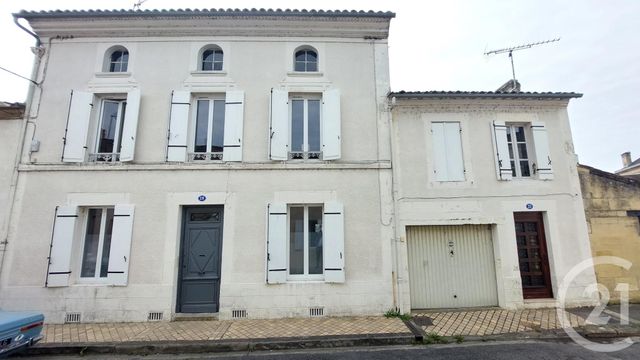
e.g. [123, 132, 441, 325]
[390, 92, 598, 310]
[616, 152, 640, 181]
[579, 164, 640, 302]
[0, 8, 599, 324]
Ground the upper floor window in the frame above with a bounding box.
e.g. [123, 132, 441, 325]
[290, 95, 321, 159]
[105, 47, 129, 72]
[93, 98, 127, 162]
[201, 46, 224, 71]
[191, 96, 226, 161]
[294, 48, 318, 72]
[506, 124, 532, 178]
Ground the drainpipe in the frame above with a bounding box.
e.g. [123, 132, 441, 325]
[0, 15, 43, 287]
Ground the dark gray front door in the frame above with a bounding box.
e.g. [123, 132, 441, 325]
[177, 206, 223, 313]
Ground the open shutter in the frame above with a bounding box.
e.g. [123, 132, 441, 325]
[323, 201, 345, 283]
[107, 204, 135, 286]
[267, 202, 287, 284]
[531, 121, 553, 180]
[119, 89, 141, 162]
[223, 90, 244, 162]
[62, 91, 93, 162]
[492, 121, 513, 181]
[269, 88, 289, 160]
[167, 90, 191, 162]
[46, 205, 77, 287]
[322, 88, 341, 160]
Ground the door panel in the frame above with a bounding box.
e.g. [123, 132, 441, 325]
[514, 212, 553, 299]
[178, 206, 223, 313]
[407, 225, 498, 309]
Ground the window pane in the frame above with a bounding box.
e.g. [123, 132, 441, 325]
[99, 209, 114, 278]
[515, 126, 526, 142]
[511, 161, 516, 177]
[289, 207, 304, 275]
[506, 129, 512, 142]
[81, 209, 103, 278]
[520, 160, 531, 177]
[213, 61, 223, 71]
[120, 52, 128, 72]
[211, 100, 225, 153]
[517, 143, 528, 159]
[202, 61, 213, 71]
[116, 102, 127, 153]
[194, 100, 209, 153]
[507, 143, 514, 160]
[203, 50, 213, 63]
[306, 51, 317, 62]
[291, 100, 304, 152]
[308, 206, 323, 275]
[98, 101, 120, 153]
[307, 100, 321, 152]
[295, 51, 306, 62]
[214, 50, 223, 62]
[307, 62, 317, 72]
[295, 61, 305, 72]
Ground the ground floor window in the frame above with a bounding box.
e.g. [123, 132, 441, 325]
[80, 207, 115, 278]
[288, 205, 323, 280]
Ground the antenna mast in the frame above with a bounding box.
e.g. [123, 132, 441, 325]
[133, 0, 148, 10]
[484, 38, 560, 90]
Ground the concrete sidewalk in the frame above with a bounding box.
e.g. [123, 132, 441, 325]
[23, 308, 640, 356]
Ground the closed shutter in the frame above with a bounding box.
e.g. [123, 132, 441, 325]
[531, 121, 554, 180]
[269, 88, 289, 160]
[107, 204, 135, 286]
[167, 90, 191, 162]
[119, 89, 141, 162]
[432, 122, 465, 181]
[62, 91, 93, 162]
[223, 90, 244, 162]
[266, 203, 287, 284]
[323, 201, 345, 283]
[322, 89, 341, 160]
[46, 206, 78, 287]
[492, 121, 513, 181]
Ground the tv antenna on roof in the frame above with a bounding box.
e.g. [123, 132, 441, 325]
[133, 0, 148, 10]
[484, 38, 560, 91]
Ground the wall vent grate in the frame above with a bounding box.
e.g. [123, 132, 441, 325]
[65, 312, 81, 323]
[232, 309, 247, 319]
[309, 307, 324, 317]
[147, 312, 163, 321]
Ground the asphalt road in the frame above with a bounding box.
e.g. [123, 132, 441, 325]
[18, 340, 640, 360]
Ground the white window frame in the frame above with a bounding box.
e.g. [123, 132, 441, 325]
[293, 48, 319, 72]
[287, 204, 324, 281]
[200, 46, 224, 72]
[289, 94, 322, 160]
[91, 98, 127, 162]
[188, 95, 226, 162]
[76, 207, 114, 284]
[506, 123, 533, 178]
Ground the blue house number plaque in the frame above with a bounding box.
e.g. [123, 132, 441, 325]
[526, 203, 533, 209]
[198, 195, 207, 202]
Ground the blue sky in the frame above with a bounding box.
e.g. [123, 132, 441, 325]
[1, 0, 638, 172]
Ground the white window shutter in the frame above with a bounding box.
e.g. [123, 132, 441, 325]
[323, 201, 345, 283]
[46, 205, 78, 287]
[531, 121, 554, 180]
[119, 89, 141, 162]
[62, 91, 93, 163]
[269, 88, 289, 160]
[267, 203, 287, 284]
[223, 90, 244, 162]
[322, 88, 341, 160]
[107, 204, 135, 286]
[492, 121, 513, 181]
[167, 90, 191, 162]
[444, 122, 465, 181]
[431, 123, 448, 181]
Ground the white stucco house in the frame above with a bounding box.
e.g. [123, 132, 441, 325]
[0, 8, 598, 323]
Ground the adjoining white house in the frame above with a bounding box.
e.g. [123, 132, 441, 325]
[389, 91, 598, 311]
[0, 9, 396, 323]
[0, 7, 599, 324]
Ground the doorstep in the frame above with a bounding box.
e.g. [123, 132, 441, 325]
[172, 313, 219, 321]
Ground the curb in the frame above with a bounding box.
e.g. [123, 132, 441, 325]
[23, 333, 417, 356]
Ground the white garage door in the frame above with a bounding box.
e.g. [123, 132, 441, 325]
[407, 225, 498, 309]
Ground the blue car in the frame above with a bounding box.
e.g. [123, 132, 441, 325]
[0, 311, 44, 358]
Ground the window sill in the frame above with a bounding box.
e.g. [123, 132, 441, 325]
[190, 70, 227, 77]
[94, 72, 132, 78]
[286, 71, 324, 77]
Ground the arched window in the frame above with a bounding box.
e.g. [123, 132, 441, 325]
[294, 48, 318, 72]
[104, 46, 129, 72]
[201, 46, 224, 71]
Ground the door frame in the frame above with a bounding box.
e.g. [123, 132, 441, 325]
[176, 205, 224, 313]
[513, 211, 553, 299]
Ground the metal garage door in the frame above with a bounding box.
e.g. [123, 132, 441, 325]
[407, 225, 498, 309]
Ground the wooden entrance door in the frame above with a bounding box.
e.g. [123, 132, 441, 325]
[513, 212, 553, 299]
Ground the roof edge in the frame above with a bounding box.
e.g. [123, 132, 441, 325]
[579, 164, 640, 187]
[389, 91, 583, 100]
[14, 8, 396, 20]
